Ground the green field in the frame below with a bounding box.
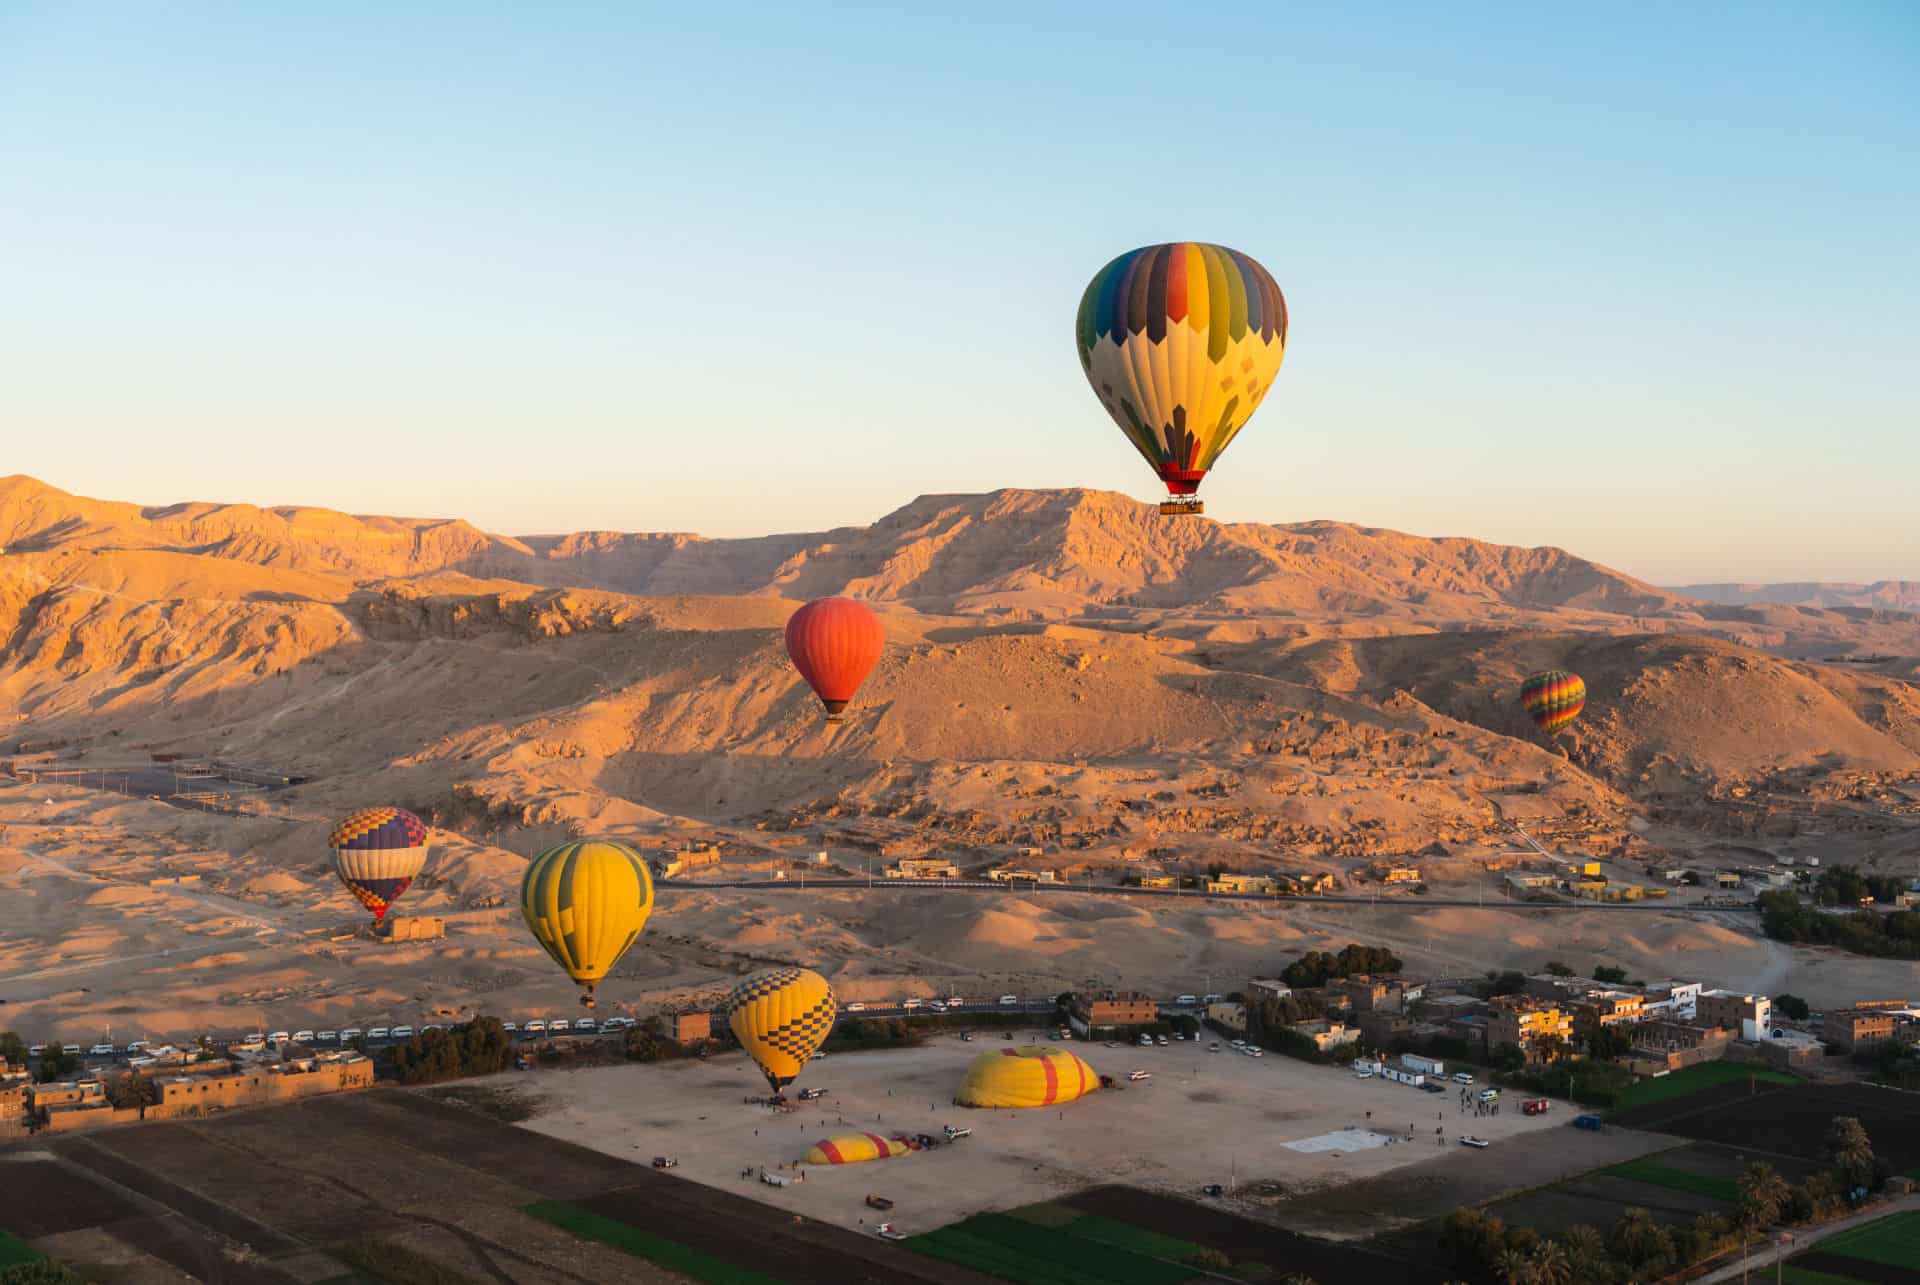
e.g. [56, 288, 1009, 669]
[1605, 1158, 1740, 1202]
[524, 1201, 781, 1285]
[908, 1210, 1215, 1285]
[0, 1231, 39, 1269]
[1611, 1063, 1797, 1111]
[1781, 1268, 1883, 1285]
[1812, 1211, 1920, 1271]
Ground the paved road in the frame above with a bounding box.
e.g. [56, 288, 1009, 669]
[1691, 1194, 1920, 1284]
[657, 876, 1758, 915]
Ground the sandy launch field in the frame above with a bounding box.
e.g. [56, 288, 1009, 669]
[514, 1032, 1628, 1237]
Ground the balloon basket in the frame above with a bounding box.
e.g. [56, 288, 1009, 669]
[1158, 499, 1204, 517]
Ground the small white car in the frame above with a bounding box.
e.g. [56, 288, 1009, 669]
[928, 1002, 947, 1013]
[391, 1026, 414, 1040]
[1460, 1135, 1490, 1149]
[947, 996, 966, 1007]
[574, 1018, 596, 1031]
[126, 1040, 149, 1053]
[501, 1022, 518, 1032]
[846, 1002, 867, 1013]
[368, 1027, 391, 1040]
[318, 1031, 338, 1043]
[1156, 1035, 1168, 1045]
[245, 1032, 266, 1044]
[998, 995, 1019, 1006]
[1230, 1039, 1246, 1048]
[293, 1031, 316, 1044]
[89, 1044, 115, 1056]
[268, 1031, 290, 1045]
[423, 1024, 446, 1034]
[1202, 993, 1223, 1004]
[1175, 994, 1198, 1005]
[1453, 1072, 1475, 1085]
[340, 1028, 363, 1042]
[524, 1021, 547, 1034]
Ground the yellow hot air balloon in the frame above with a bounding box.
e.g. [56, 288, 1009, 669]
[519, 839, 655, 1009]
[726, 966, 836, 1093]
[1076, 242, 1288, 516]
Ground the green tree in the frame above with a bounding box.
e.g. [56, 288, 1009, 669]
[1823, 1116, 1874, 1189]
[1555, 1225, 1607, 1284]
[1608, 1207, 1663, 1269]
[0, 1263, 90, 1284]
[1772, 993, 1810, 1021]
[0, 1030, 27, 1067]
[1544, 961, 1575, 977]
[1737, 1161, 1790, 1281]
[34, 1048, 77, 1083]
[1496, 1246, 1538, 1285]
[103, 1070, 159, 1113]
[1591, 965, 1628, 984]
[1441, 1207, 1507, 1275]
[1528, 1239, 1571, 1285]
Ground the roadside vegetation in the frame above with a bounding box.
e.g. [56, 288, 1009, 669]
[1758, 866, 1920, 960]
[1441, 1115, 1892, 1283]
[389, 1016, 515, 1085]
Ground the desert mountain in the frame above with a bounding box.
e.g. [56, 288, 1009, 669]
[1673, 581, 1920, 613]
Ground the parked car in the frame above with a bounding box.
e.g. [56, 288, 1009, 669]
[943, 1125, 972, 1139]
[1203, 1183, 1225, 1198]
[960, 1032, 973, 1041]
[27, 1045, 45, 1057]
[501, 1022, 517, 1033]
[902, 999, 922, 1010]
[125, 1040, 149, 1053]
[1459, 1135, 1490, 1149]
[245, 1032, 266, 1043]
[845, 1002, 867, 1012]
[317, 1031, 338, 1043]
[1156, 1034, 1168, 1046]
[293, 1030, 316, 1044]
[797, 1087, 827, 1101]
[269, 1031, 290, 1045]
[1208, 1041, 1220, 1052]
[652, 1156, 678, 1169]
[928, 1002, 947, 1013]
[998, 995, 1018, 1006]
[391, 1026, 415, 1040]
[1355, 1068, 1374, 1079]
[1128, 1070, 1152, 1082]
[874, 1222, 906, 1240]
[865, 1194, 894, 1210]
[88, 1043, 114, 1056]
[524, 1020, 546, 1034]
[340, 1028, 363, 1042]
[947, 996, 966, 1007]
[1175, 994, 1198, 1006]
[1523, 1099, 1551, 1116]
[1230, 1039, 1246, 1048]
[1572, 1114, 1604, 1131]
[574, 1018, 596, 1031]
[1202, 993, 1223, 1004]
[422, 1024, 446, 1035]
[1422, 1082, 1446, 1093]
[1477, 1088, 1500, 1103]
[1452, 1072, 1475, 1084]
[368, 1027, 390, 1040]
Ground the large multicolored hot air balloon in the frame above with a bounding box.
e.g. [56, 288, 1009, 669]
[330, 806, 428, 925]
[519, 839, 655, 1008]
[1521, 670, 1587, 734]
[1076, 242, 1288, 515]
[726, 966, 836, 1093]
[784, 597, 884, 724]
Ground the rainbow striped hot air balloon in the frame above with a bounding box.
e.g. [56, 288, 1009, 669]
[1521, 670, 1587, 734]
[1076, 242, 1288, 515]
[330, 806, 429, 925]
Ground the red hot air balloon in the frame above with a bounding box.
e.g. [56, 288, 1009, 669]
[785, 597, 884, 724]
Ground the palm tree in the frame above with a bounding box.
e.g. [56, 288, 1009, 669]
[1529, 1240, 1572, 1285]
[1610, 1206, 1661, 1267]
[1738, 1161, 1791, 1283]
[1496, 1246, 1539, 1285]
[1557, 1225, 1607, 1283]
[1823, 1116, 1874, 1189]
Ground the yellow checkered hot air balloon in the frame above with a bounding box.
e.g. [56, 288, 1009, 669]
[726, 967, 836, 1094]
[519, 839, 654, 1009]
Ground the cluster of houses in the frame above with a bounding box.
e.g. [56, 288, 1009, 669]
[0, 1042, 375, 1139]
[1199, 967, 1920, 1075]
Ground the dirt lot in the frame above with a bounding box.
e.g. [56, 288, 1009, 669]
[514, 1032, 1571, 1237]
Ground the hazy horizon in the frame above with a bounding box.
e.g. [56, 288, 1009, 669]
[3, 4, 1915, 583]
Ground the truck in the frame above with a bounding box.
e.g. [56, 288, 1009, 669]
[1523, 1099, 1551, 1116]
[865, 1194, 894, 1211]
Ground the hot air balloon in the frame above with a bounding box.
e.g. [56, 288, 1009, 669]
[784, 597, 884, 724]
[726, 966, 836, 1094]
[1521, 670, 1586, 734]
[519, 839, 655, 1008]
[1075, 242, 1288, 516]
[329, 806, 428, 926]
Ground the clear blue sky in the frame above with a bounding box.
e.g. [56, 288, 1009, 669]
[3, 3, 1914, 582]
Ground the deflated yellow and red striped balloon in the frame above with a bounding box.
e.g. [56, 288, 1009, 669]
[1076, 242, 1288, 502]
[1520, 670, 1586, 734]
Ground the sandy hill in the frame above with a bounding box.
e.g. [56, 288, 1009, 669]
[1674, 581, 1920, 613]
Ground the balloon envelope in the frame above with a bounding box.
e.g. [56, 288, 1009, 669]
[784, 597, 884, 722]
[727, 966, 836, 1092]
[330, 806, 428, 924]
[1521, 670, 1587, 733]
[519, 839, 655, 1007]
[1076, 242, 1287, 497]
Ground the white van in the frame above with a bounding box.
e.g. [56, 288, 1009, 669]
[391, 1026, 414, 1040]
[845, 1002, 867, 1013]
[339, 1028, 363, 1042]
[89, 1044, 115, 1056]
[318, 1031, 338, 1043]
[998, 995, 1019, 1006]
[903, 999, 922, 1011]
[293, 1030, 316, 1044]
[524, 1020, 546, 1034]
[368, 1027, 391, 1040]
[1175, 994, 1198, 1006]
